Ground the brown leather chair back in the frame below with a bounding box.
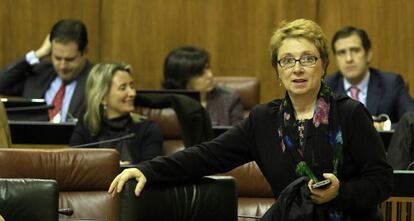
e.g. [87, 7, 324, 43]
[0, 101, 11, 148]
[0, 148, 120, 221]
[221, 161, 274, 220]
[135, 107, 184, 155]
[214, 76, 260, 117]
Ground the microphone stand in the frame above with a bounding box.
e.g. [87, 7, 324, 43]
[70, 133, 136, 148]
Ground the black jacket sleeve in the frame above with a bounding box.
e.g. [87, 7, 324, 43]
[0, 57, 32, 96]
[137, 117, 254, 184]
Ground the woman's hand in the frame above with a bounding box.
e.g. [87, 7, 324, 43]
[308, 173, 340, 204]
[108, 168, 147, 197]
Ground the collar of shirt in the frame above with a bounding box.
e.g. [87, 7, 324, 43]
[342, 70, 370, 106]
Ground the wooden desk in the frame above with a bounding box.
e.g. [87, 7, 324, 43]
[380, 170, 414, 221]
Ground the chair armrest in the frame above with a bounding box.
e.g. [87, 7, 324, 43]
[120, 176, 237, 221]
[0, 178, 58, 221]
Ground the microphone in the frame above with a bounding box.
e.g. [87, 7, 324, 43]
[237, 214, 261, 220]
[58, 208, 74, 216]
[71, 133, 136, 148]
[407, 161, 414, 170]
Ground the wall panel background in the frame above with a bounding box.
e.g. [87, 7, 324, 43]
[1, 0, 414, 102]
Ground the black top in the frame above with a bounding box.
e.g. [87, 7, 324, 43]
[136, 96, 392, 219]
[70, 114, 163, 164]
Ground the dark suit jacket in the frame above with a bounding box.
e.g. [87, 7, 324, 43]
[325, 68, 414, 123]
[0, 57, 93, 120]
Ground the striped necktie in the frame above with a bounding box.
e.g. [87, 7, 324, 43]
[349, 86, 360, 101]
[48, 82, 66, 121]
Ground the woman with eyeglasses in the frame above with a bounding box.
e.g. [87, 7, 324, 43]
[109, 19, 392, 220]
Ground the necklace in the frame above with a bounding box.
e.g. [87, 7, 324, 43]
[297, 119, 306, 148]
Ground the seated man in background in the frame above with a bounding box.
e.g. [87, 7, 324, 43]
[70, 62, 163, 165]
[0, 19, 93, 122]
[163, 46, 244, 126]
[325, 26, 414, 123]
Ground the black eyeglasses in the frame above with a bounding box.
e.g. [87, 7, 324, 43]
[277, 55, 318, 69]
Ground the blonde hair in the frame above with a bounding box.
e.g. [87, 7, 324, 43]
[270, 18, 329, 74]
[84, 61, 132, 135]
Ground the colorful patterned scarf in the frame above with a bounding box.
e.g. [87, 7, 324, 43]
[277, 83, 343, 220]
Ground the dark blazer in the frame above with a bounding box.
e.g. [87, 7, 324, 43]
[0, 57, 93, 120]
[325, 68, 414, 123]
[137, 96, 392, 220]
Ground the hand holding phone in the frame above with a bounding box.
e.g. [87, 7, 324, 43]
[311, 179, 331, 189]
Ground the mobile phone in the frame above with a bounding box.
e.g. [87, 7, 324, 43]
[311, 179, 331, 189]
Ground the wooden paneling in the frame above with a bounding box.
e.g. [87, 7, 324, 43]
[2, 0, 414, 101]
[100, 0, 318, 102]
[0, 0, 101, 66]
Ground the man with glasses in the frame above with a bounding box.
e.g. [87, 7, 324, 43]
[325, 26, 414, 123]
[0, 19, 93, 123]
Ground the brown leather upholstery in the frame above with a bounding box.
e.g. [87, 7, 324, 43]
[136, 107, 185, 155]
[0, 148, 120, 221]
[214, 76, 261, 117]
[221, 161, 275, 220]
[0, 101, 11, 148]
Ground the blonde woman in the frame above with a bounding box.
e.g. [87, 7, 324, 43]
[70, 61, 163, 164]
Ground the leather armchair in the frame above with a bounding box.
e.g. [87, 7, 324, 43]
[214, 76, 260, 117]
[119, 176, 238, 221]
[0, 148, 120, 221]
[0, 178, 58, 221]
[221, 162, 275, 220]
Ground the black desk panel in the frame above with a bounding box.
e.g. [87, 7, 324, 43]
[392, 170, 414, 197]
[9, 120, 75, 144]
